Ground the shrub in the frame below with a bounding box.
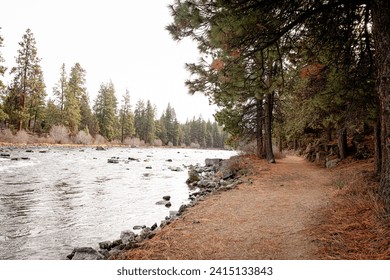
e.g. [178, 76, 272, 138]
[153, 139, 163, 147]
[0, 128, 14, 143]
[190, 142, 200, 149]
[49, 125, 70, 144]
[94, 134, 106, 145]
[75, 130, 93, 145]
[14, 130, 30, 144]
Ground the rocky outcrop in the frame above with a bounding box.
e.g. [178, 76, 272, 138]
[185, 158, 243, 207]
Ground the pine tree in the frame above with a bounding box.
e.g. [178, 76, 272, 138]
[145, 100, 156, 144]
[119, 89, 135, 143]
[134, 99, 146, 141]
[52, 63, 67, 115]
[9, 28, 46, 131]
[0, 29, 7, 124]
[93, 81, 118, 141]
[64, 63, 86, 134]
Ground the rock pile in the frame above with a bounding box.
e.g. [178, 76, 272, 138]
[186, 158, 243, 202]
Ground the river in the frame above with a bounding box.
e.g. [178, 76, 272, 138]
[0, 146, 235, 260]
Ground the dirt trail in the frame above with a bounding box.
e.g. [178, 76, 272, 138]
[117, 155, 335, 260]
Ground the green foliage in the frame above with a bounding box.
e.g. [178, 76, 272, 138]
[93, 81, 119, 141]
[63, 63, 86, 134]
[7, 29, 47, 131]
[119, 89, 135, 143]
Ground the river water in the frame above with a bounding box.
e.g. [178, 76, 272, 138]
[0, 147, 235, 260]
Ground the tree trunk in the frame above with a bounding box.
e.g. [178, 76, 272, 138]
[264, 92, 275, 163]
[327, 126, 333, 142]
[337, 127, 348, 160]
[372, 1, 390, 205]
[256, 98, 264, 158]
[375, 116, 382, 176]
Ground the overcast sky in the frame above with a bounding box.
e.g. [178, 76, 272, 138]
[1, 0, 217, 122]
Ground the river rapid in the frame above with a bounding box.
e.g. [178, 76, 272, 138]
[0, 147, 235, 260]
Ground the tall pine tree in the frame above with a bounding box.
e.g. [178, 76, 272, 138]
[9, 29, 46, 131]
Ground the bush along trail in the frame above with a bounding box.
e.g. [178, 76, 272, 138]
[67, 157, 244, 260]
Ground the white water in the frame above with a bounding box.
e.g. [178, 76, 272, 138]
[0, 147, 235, 259]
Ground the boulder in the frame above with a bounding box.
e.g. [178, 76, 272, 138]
[67, 247, 105, 260]
[107, 157, 119, 163]
[186, 169, 200, 184]
[120, 230, 136, 244]
[96, 146, 106, 151]
[326, 158, 340, 168]
[98, 241, 112, 250]
[133, 225, 146, 230]
[150, 223, 158, 231]
[205, 158, 222, 167]
[178, 204, 188, 215]
[128, 157, 139, 161]
[217, 160, 235, 180]
[168, 166, 183, 172]
[162, 195, 171, 201]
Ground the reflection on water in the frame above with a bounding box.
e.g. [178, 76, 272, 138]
[0, 147, 235, 259]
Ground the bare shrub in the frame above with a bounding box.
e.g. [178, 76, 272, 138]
[36, 135, 55, 144]
[110, 139, 122, 145]
[13, 130, 30, 144]
[0, 128, 14, 143]
[94, 134, 106, 145]
[124, 137, 141, 147]
[49, 125, 70, 144]
[190, 142, 200, 149]
[75, 130, 93, 145]
[153, 139, 163, 147]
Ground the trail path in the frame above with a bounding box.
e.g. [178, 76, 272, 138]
[118, 155, 335, 260]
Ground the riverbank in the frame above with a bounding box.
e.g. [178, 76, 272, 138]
[110, 155, 390, 260]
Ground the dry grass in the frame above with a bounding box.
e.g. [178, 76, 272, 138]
[313, 159, 390, 259]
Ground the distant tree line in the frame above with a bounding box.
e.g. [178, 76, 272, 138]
[0, 28, 227, 148]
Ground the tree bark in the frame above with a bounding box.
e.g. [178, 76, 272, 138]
[374, 116, 382, 176]
[372, 0, 390, 205]
[337, 127, 348, 160]
[256, 98, 265, 158]
[264, 92, 275, 163]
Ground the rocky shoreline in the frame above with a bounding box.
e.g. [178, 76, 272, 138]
[67, 157, 244, 260]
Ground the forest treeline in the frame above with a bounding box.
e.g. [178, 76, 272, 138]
[0, 29, 227, 148]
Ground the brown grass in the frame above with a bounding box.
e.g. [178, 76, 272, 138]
[313, 159, 390, 259]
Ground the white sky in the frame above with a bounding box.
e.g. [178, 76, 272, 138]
[1, 0, 217, 122]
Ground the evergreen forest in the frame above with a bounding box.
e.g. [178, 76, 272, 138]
[0, 29, 227, 149]
[165, 0, 390, 204]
